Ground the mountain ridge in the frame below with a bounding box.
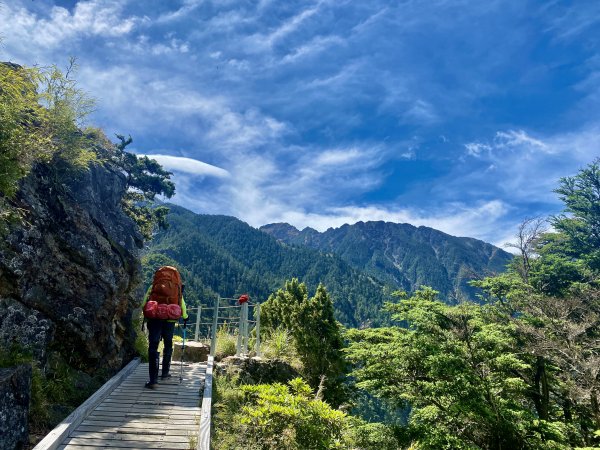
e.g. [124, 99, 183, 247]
[260, 220, 512, 300]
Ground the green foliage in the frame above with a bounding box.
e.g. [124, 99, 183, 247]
[215, 326, 238, 360]
[461, 160, 600, 448]
[262, 279, 346, 405]
[260, 328, 301, 366]
[239, 379, 347, 449]
[0, 63, 52, 197]
[39, 58, 96, 170]
[342, 420, 401, 450]
[346, 287, 570, 449]
[554, 159, 600, 270]
[213, 373, 399, 450]
[106, 134, 175, 240]
[133, 314, 149, 362]
[0, 59, 173, 242]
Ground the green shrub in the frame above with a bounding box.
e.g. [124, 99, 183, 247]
[133, 316, 149, 362]
[260, 328, 301, 367]
[215, 326, 237, 360]
[0, 344, 103, 435]
[342, 420, 400, 450]
[212, 366, 400, 450]
[240, 378, 347, 449]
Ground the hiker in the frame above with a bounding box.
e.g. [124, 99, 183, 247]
[142, 266, 188, 389]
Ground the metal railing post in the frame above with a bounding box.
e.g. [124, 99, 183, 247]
[255, 303, 261, 357]
[236, 302, 243, 357]
[242, 302, 249, 355]
[210, 297, 219, 356]
[195, 304, 202, 342]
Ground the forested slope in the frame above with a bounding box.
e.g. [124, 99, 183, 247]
[144, 205, 390, 327]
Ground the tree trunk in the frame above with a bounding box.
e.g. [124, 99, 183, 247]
[591, 389, 600, 429]
[534, 357, 549, 420]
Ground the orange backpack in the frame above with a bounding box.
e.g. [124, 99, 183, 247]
[143, 266, 183, 320]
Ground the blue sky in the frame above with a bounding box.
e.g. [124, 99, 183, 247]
[2, 0, 599, 246]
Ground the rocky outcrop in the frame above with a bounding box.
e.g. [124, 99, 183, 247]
[0, 364, 32, 450]
[0, 160, 143, 372]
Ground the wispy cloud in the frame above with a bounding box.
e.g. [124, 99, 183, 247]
[495, 130, 549, 151]
[464, 142, 492, 157]
[314, 148, 369, 166]
[142, 154, 230, 178]
[460, 126, 600, 205]
[156, 0, 204, 24]
[245, 1, 323, 52]
[2, 0, 599, 248]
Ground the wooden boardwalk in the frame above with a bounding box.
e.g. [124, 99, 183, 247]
[56, 362, 206, 450]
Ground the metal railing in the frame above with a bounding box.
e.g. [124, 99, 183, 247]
[185, 295, 261, 357]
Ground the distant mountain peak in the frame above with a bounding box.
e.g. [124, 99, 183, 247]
[259, 222, 301, 239]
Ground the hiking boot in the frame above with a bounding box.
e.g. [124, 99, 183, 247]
[160, 373, 172, 380]
[145, 381, 158, 389]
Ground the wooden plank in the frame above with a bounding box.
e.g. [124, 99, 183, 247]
[197, 355, 213, 450]
[33, 358, 141, 450]
[68, 432, 190, 443]
[77, 423, 198, 432]
[63, 437, 190, 449]
[94, 406, 200, 414]
[75, 426, 197, 436]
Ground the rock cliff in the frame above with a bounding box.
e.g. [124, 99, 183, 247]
[0, 159, 143, 372]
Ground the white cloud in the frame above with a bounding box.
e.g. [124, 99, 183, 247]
[465, 129, 548, 159]
[77, 66, 287, 154]
[206, 108, 288, 151]
[142, 154, 230, 178]
[0, 0, 143, 52]
[162, 136, 512, 245]
[465, 126, 600, 166]
[464, 142, 492, 157]
[495, 129, 548, 151]
[459, 125, 600, 207]
[404, 99, 439, 124]
[320, 200, 509, 239]
[150, 38, 190, 55]
[314, 148, 365, 166]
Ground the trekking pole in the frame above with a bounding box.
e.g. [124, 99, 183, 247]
[180, 323, 186, 384]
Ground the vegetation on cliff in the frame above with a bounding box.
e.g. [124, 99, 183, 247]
[0, 59, 175, 439]
[0, 60, 174, 238]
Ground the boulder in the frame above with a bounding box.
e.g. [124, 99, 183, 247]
[0, 364, 32, 450]
[173, 341, 209, 363]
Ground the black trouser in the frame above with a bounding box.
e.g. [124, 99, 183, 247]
[147, 319, 175, 383]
